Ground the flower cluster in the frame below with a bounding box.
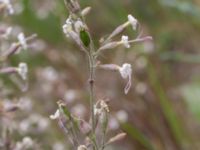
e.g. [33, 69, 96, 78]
[50, 0, 152, 150]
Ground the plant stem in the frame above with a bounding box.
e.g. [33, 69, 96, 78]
[88, 46, 98, 150]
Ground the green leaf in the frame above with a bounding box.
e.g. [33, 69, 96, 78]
[122, 123, 155, 150]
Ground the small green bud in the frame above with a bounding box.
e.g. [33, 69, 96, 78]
[79, 29, 90, 47]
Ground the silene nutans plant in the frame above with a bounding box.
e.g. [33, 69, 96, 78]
[50, 0, 152, 150]
[0, 0, 37, 149]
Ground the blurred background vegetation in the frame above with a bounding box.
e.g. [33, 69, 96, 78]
[1, 0, 200, 149]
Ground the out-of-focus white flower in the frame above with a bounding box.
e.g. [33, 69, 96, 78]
[109, 117, 119, 130]
[17, 62, 28, 80]
[22, 137, 34, 148]
[77, 145, 87, 150]
[116, 110, 128, 123]
[121, 35, 130, 48]
[64, 90, 77, 103]
[18, 97, 32, 111]
[17, 32, 28, 49]
[62, 18, 73, 37]
[1, 27, 12, 39]
[42, 67, 58, 82]
[0, 0, 14, 14]
[38, 118, 49, 131]
[74, 20, 84, 33]
[119, 63, 132, 94]
[135, 82, 147, 95]
[19, 119, 30, 134]
[50, 109, 60, 120]
[71, 104, 86, 118]
[128, 14, 137, 30]
[15, 137, 34, 150]
[53, 142, 65, 150]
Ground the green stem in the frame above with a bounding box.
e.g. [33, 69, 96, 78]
[88, 46, 98, 150]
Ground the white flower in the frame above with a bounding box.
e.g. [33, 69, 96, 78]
[17, 62, 28, 80]
[74, 20, 84, 33]
[121, 35, 130, 48]
[22, 137, 34, 148]
[0, 0, 14, 14]
[119, 63, 132, 94]
[50, 109, 60, 120]
[17, 32, 28, 50]
[77, 145, 87, 150]
[62, 18, 72, 37]
[119, 63, 132, 79]
[128, 14, 137, 30]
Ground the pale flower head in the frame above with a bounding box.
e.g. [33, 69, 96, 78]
[121, 35, 130, 48]
[119, 63, 132, 94]
[50, 109, 60, 120]
[17, 32, 28, 50]
[128, 14, 137, 30]
[62, 18, 73, 37]
[18, 62, 28, 80]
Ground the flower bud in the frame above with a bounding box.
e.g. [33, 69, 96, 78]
[107, 133, 126, 144]
[77, 145, 87, 150]
[81, 7, 91, 16]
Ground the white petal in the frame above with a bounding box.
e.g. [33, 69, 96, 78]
[128, 14, 137, 30]
[50, 109, 60, 120]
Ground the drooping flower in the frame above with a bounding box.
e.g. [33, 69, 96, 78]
[99, 63, 132, 94]
[121, 35, 130, 48]
[17, 62, 28, 80]
[50, 109, 60, 120]
[127, 14, 137, 30]
[119, 63, 132, 94]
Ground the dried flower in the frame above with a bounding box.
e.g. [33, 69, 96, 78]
[17, 62, 28, 80]
[121, 35, 130, 48]
[119, 63, 132, 94]
[50, 109, 60, 120]
[128, 14, 137, 30]
[100, 100, 109, 113]
[18, 32, 28, 50]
